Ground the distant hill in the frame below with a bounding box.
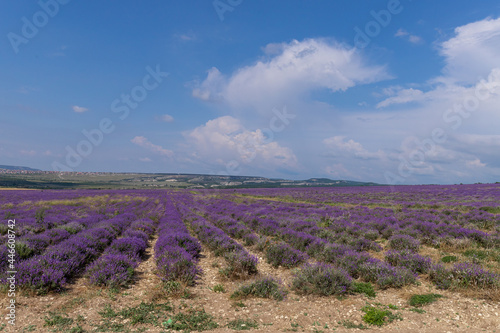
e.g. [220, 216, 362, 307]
[0, 165, 40, 171]
[0, 170, 382, 189]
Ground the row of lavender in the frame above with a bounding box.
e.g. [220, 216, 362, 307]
[232, 183, 500, 209]
[85, 217, 157, 287]
[192, 194, 499, 291]
[175, 194, 258, 279]
[0, 192, 151, 249]
[154, 200, 202, 285]
[217, 193, 499, 249]
[0, 192, 164, 292]
[0, 195, 155, 260]
[1, 186, 498, 295]
[12, 213, 137, 292]
[197, 197, 416, 289]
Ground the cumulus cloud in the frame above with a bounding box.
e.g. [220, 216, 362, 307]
[131, 136, 173, 157]
[185, 20, 500, 183]
[72, 105, 88, 113]
[377, 65, 500, 109]
[440, 17, 500, 83]
[185, 116, 298, 172]
[466, 158, 486, 168]
[192, 38, 389, 110]
[378, 17, 500, 108]
[192, 67, 227, 102]
[321, 18, 500, 184]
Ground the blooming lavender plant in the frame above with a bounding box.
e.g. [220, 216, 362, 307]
[86, 254, 137, 287]
[265, 242, 308, 268]
[291, 263, 352, 296]
[385, 250, 432, 274]
[156, 246, 201, 286]
[223, 250, 258, 279]
[388, 234, 420, 252]
[450, 262, 499, 288]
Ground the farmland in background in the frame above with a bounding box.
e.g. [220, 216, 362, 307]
[0, 169, 379, 190]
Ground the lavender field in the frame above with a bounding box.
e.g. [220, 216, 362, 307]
[1, 184, 500, 332]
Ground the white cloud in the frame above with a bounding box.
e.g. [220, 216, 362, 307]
[159, 114, 174, 122]
[185, 116, 298, 171]
[72, 105, 88, 113]
[323, 136, 386, 160]
[192, 38, 389, 111]
[139, 157, 152, 162]
[466, 158, 486, 168]
[408, 35, 423, 44]
[322, 18, 500, 184]
[377, 67, 500, 108]
[376, 88, 425, 108]
[395, 28, 423, 44]
[192, 67, 226, 102]
[440, 17, 500, 83]
[395, 28, 408, 37]
[131, 136, 173, 157]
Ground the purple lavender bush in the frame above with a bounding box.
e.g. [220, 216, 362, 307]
[123, 229, 149, 243]
[105, 237, 147, 260]
[231, 276, 288, 301]
[15, 257, 67, 293]
[155, 246, 201, 286]
[58, 221, 84, 234]
[242, 233, 259, 246]
[223, 251, 258, 279]
[155, 233, 201, 259]
[358, 261, 417, 289]
[128, 218, 155, 238]
[291, 263, 352, 296]
[388, 234, 420, 252]
[451, 263, 499, 288]
[86, 254, 137, 287]
[385, 250, 432, 274]
[265, 242, 308, 268]
[430, 262, 499, 289]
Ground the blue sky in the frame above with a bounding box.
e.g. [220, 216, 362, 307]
[1, 0, 500, 184]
